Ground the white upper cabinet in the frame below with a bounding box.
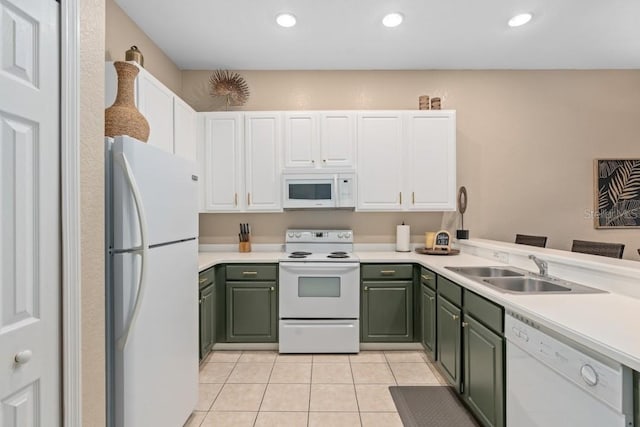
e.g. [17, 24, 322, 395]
[202, 113, 243, 212]
[356, 112, 404, 211]
[244, 113, 282, 212]
[173, 97, 198, 162]
[283, 112, 355, 170]
[405, 111, 456, 211]
[105, 61, 198, 161]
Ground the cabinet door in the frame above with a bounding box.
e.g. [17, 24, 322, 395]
[245, 113, 282, 212]
[174, 97, 197, 162]
[361, 280, 413, 342]
[199, 284, 215, 360]
[283, 112, 317, 169]
[405, 112, 456, 211]
[137, 71, 175, 154]
[203, 113, 243, 211]
[357, 113, 403, 210]
[421, 284, 437, 359]
[320, 112, 355, 168]
[463, 314, 504, 427]
[437, 296, 462, 390]
[226, 282, 277, 342]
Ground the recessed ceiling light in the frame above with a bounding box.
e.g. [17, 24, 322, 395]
[382, 13, 403, 28]
[508, 13, 533, 27]
[276, 13, 296, 28]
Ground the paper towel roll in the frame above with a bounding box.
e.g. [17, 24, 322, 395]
[396, 225, 411, 252]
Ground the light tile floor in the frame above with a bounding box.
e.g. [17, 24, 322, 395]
[185, 350, 447, 427]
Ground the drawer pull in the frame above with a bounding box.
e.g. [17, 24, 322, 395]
[199, 278, 207, 284]
[428, 296, 435, 302]
[421, 274, 432, 281]
[242, 271, 258, 276]
[451, 314, 459, 320]
[380, 270, 396, 275]
[462, 322, 469, 328]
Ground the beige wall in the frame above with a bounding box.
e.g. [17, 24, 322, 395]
[184, 70, 640, 260]
[80, 0, 106, 424]
[105, 0, 182, 95]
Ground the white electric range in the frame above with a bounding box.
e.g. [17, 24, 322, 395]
[278, 229, 360, 353]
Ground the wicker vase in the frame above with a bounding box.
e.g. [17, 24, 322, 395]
[105, 61, 150, 142]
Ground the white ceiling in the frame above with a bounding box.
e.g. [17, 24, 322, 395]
[114, 0, 640, 70]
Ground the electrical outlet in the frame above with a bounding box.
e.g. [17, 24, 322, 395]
[492, 251, 509, 263]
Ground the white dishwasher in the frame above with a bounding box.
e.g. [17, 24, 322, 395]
[505, 311, 634, 427]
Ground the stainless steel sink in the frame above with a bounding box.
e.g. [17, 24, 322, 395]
[483, 277, 570, 293]
[445, 266, 526, 278]
[444, 265, 606, 294]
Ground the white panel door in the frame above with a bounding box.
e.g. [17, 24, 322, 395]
[283, 112, 317, 169]
[406, 112, 457, 211]
[0, 0, 60, 425]
[203, 113, 243, 211]
[356, 113, 403, 211]
[173, 97, 197, 162]
[320, 112, 355, 168]
[137, 70, 174, 154]
[245, 113, 282, 212]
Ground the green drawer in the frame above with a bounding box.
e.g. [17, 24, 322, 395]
[199, 267, 215, 289]
[420, 268, 437, 291]
[464, 290, 503, 334]
[226, 264, 277, 281]
[361, 264, 413, 280]
[437, 276, 462, 307]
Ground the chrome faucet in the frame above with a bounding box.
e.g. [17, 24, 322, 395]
[529, 255, 548, 277]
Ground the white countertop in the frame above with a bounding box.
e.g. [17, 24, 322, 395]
[198, 246, 640, 372]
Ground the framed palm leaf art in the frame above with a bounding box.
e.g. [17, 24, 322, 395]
[594, 159, 640, 228]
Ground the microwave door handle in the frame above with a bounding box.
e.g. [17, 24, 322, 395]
[333, 175, 339, 206]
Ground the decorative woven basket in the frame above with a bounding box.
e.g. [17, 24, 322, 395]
[105, 61, 150, 142]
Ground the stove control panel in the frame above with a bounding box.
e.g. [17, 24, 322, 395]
[285, 229, 353, 243]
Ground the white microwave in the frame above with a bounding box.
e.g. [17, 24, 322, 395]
[282, 173, 356, 209]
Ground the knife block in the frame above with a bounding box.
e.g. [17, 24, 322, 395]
[239, 241, 252, 253]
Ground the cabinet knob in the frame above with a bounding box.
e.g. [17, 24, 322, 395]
[451, 314, 459, 320]
[428, 296, 435, 302]
[270, 286, 275, 291]
[364, 286, 369, 291]
[462, 322, 469, 328]
[199, 299, 202, 304]
[312, 159, 315, 163]
[14, 350, 32, 365]
[323, 159, 327, 163]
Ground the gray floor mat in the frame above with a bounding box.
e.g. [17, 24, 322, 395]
[389, 386, 481, 427]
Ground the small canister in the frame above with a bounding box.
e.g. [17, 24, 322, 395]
[125, 45, 144, 67]
[418, 95, 430, 110]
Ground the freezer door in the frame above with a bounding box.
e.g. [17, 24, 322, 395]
[111, 135, 198, 249]
[111, 240, 198, 427]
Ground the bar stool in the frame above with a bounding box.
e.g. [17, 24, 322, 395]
[514, 234, 548, 248]
[571, 240, 625, 259]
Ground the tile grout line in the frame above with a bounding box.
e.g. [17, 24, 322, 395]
[253, 354, 277, 427]
[349, 356, 364, 427]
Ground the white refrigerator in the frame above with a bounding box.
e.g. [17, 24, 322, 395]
[106, 136, 198, 427]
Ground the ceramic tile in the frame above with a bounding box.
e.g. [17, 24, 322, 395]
[389, 362, 440, 385]
[195, 383, 223, 411]
[200, 411, 257, 427]
[269, 362, 312, 383]
[276, 354, 313, 363]
[238, 351, 278, 363]
[349, 351, 386, 363]
[360, 412, 403, 427]
[309, 384, 358, 412]
[205, 351, 242, 363]
[312, 363, 353, 384]
[199, 362, 234, 383]
[355, 385, 397, 412]
[183, 411, 206, 427]
[384, 351, 427, 363]
[313, 354, 351, 363]
[227, 362, 273, 383]
[308, 412, 362, 427]
[211, 383, 266, 412]
[260, 384, 310, 412]
[351, 363, 396, 384]
[254, 412, 308, 427]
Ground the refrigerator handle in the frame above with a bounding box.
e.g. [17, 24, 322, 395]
[114, 152, 150, 351]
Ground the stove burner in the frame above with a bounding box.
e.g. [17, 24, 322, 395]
[291, 251, 312, 256]
[327, 253, 350, 259]
[288, 254, 308, 259]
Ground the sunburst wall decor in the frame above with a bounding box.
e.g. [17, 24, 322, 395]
[209, 70, 250, 109]
[595, 159, 640, 228]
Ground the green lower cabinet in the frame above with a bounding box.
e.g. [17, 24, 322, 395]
[361, 280, 413, 342]
[421, 284, 437, 359]
[199, 283, 215, 360]
[226, 281, 277, 342]
[634, 371, 639, 427]
[462, 314, 504, 427]
[437, 296, 462, 390]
